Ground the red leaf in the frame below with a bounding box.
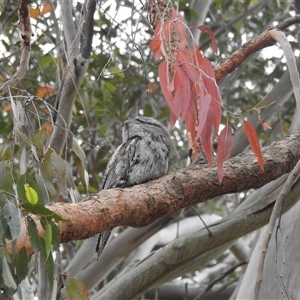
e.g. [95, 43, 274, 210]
[171, 10, 186, 37]
[159, 62, 177, 123]
[193, 46, 221, 131]
[262, 122, 272, 130]
[193, 45, 205, 66]
[173, 66, 191, 119]
[163, 22, 172, 55]
[201, 57, 222, 132]
[153, 22, 161, 39]
[176, 49, 200, 84]
[243, 120, 265, 171]
[197, 25, 218, 53]
[172, 10, 184, 21]
[200, 105, 215, 166]
[217, 126, 233, 182]
[197, 94, 211, 138]
[150, 22, 166, 58]
[149, 40, 162, 59]
[163, 22, 171, 38]
[185, 95, 197, 141]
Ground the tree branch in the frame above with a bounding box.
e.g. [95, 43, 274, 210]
[0, 0, 32, 94]
[254, 158, 300, 299]
[215, 15, 300, 83]
[95, 178, 300, 300]
[61, 0, 77, 54]
[50, 1, 95, 154]
[81, 0, 97, 59]
[215, 28, 276, 82]
[50, 55, 89, 154]
[6, 130, 300, 256]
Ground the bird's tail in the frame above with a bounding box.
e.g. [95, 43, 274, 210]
[95, 229, 112, 259]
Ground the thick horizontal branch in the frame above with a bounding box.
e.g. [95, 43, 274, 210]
[7, 130, 300, 255]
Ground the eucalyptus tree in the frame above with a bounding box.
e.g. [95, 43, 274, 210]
[0, 0, 300, 299]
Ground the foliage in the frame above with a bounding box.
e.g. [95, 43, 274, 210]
[0, 0, 299, 299]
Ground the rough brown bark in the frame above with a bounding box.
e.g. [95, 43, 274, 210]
[215, 16, 300, 83]
[215, 28, 276, 82]
[6, 130, 300, 255]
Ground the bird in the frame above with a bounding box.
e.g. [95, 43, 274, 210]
[95, 115, 172, 258]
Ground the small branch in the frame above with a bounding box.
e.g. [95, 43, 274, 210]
[200, 2, 266, 50]
[254, 160, 300, 300]
[0, 0, 32, 94]
[215, 28, 276, 82]
[215, 15, 300, 83]
[277, 15, 300, 30]
[61, 0, 77, 52]
[197, 261, 247, 299]
[81, 0, 97, 59]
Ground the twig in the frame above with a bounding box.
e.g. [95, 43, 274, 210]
[193, 261, 247, 300]
[254, 160, 300, 299]
[277, 15, 300, 30]
[0, 0, 32, 94]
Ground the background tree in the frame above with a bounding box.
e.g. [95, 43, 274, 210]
[0, 0, 300, 299]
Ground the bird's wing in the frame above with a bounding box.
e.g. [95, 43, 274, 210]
[101, 137, 141, 189]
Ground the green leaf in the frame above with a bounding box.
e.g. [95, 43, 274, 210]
[22, 202, 67, 222]
[46, 252, 54, 289]
[72, 138, 86, 167]
[52, 227, 60, 250]
[3, 202, 20, 241]
[31, 127, 47, 158]
[72, 138, 89, 188]
[43, 219, 60, 251]
[74, 156, 89, 189]
[20, 147, 27, 175]
[16, 130, 33, 148]
[17, 173, 41, 204]
[39, 166, 57, 198]
[35, 172, 50, 205]
[26, 216, 41, 253]
[15, 246, 29, 282]
[62, 277, 89, 300]
[2, 257, 17, 290]
[50, 152, 68, 199]
[104, 81, 116, 93]
[108, 66, 125, 78]
[24, 183, 38, 205]
[0, 161, 13, 193]
[41, 148, 55, 177]
[1, 144, 12, 161]
[45, 222, 52, 259]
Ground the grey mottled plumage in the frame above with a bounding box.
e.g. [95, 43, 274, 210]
[96, 115, 172, 257]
